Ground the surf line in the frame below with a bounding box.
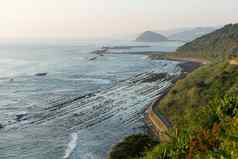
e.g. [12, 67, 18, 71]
[64, 132, 78, 159]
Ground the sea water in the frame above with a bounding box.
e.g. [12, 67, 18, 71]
[0, 40, 184, 159]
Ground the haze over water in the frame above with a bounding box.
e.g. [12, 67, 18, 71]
[0, 0, 237, 40]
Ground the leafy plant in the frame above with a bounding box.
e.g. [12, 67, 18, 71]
[108, 134, 158, 159]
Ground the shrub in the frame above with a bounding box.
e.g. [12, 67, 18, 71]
[141, 95, 238, 159]
[108, 134, 158, 159]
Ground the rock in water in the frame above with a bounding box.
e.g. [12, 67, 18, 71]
[141, 73, 168, 83]
[35, 73, 47, 76]
[16, 113, 27, 121]
[89, 57, 97, 61]
[0, 124, 4, 129]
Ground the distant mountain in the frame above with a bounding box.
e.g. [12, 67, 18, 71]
[168, 27, 217, 42]
[136, 31, 168, 42]
[176, 23, 238, 58]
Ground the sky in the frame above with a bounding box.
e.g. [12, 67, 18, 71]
[0, 0, 238, 40]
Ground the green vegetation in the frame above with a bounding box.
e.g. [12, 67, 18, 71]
[109, 23, 238, 159]
[108, 134, 158, 159]
[109, 62, 238, 159]
[176, 23, 238, 59]
[142, 95, 238, 159]
[158, 62, 238, 128]
[144, 62, 238, 159]
[163, 23, 238, 61]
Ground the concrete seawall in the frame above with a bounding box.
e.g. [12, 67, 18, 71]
[144, 59, 205, 141]
[145, 95, 171, 142]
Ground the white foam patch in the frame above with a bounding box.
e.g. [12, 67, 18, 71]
[64, 133, 78, 159]
[80, 78, 111, 85]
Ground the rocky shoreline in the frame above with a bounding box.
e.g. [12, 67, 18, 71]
[108, 58, 204, 159]
[144, 58, 204, 140]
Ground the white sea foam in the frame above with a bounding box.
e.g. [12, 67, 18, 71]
[64, 133, 78, 159]
[80, 78, 111, 85]
[0, 41, 183, 159]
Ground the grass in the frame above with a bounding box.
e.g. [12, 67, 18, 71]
[108, 23, 238, 158]
[176, 23, 238, 60]
[156, 62, 238, 128]
[141, 95, 238, 159]
[109, 62, 238, 159]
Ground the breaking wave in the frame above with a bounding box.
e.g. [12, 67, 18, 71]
[64, 133, 78, 159]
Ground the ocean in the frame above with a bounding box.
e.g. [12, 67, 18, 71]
[0, 40, 184, 159]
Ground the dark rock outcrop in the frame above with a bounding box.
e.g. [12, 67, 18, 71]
[35, 73, 47, 76]
[0, 124, 4, 129]
[16, 114, 27, 122]
[141, 73, 168, 83]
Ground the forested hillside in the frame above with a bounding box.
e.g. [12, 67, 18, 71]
[109, 23, 238, 159]
[175, 24, 238, 59]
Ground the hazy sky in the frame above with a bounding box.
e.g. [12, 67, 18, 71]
[0, 0, 238, 40]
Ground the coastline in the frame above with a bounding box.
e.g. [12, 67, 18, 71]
[91, 48, 207, 153]
[96, 49, 206, 139]
[107, 56, 207, 159]
[144, 57, 205, 140]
